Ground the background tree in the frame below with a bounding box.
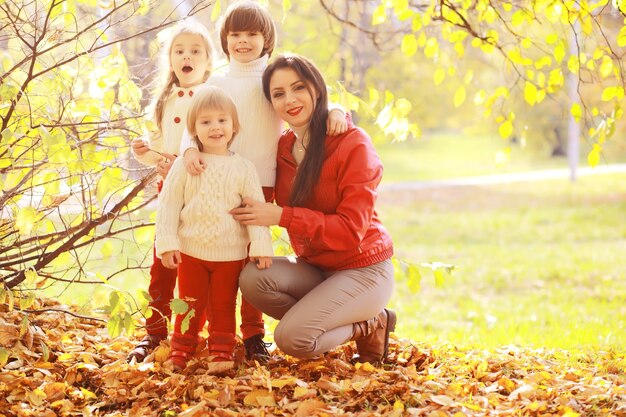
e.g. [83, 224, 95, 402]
[312, 0, 626, 171]
[0, 0, 214, 332]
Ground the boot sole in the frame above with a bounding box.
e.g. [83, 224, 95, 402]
[382, 308, 397, 361]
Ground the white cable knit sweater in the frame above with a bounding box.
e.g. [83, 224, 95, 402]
[180, 55, 283, 187]
[155, 152, 273, 261]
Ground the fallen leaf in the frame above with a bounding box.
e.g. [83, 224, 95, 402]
[293, 386, 317, 399]
[243, 389, 275, 406]
[295, 399, 327, 417]
[430, 394, 455, 406]
[271, 376, 298, 388]
[316, 375, 342, 392]
[0, 320, 19, 346]
[178, 400, 206, 416]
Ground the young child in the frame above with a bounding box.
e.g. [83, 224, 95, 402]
[180, 0, 348, 363]
[127, 21, 213, 362]
[156, 85, 273, 371]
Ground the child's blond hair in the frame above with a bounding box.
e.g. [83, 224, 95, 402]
[152, 21, 213, 133]
[219, 0, 276, 60]
[187, 86, 241, 151]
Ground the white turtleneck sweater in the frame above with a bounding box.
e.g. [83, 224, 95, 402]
[180, 55, 283, 187]
[155, 152, 273, 262]
[133, 85, 199, 168]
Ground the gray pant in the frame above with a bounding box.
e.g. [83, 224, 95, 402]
[239, 257, 394, 358]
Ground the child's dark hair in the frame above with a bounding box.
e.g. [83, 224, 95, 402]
[262, 54, 329, 207]
[219, 0, 276, 60]
[187, 86, 241, 151]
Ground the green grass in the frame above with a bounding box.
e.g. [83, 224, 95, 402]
[380, 173, 626, 350]
[376, 132, 626, 182]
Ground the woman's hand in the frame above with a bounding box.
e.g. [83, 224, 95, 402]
[157, 153, 176, 178]
[230, 197, 282, 226]
[327, 108, 348, 136]
[250, 256, 272, 269]
[184, 148, 206, 175]
[162, 251, 181, 269]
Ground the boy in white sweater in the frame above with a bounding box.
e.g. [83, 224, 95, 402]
[156, 85, 273, 371]
[180, 0, 347, 364]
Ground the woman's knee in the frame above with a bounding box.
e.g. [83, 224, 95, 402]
[274, 320, 319, 359]
[239, 263, 267, 297]
[239, 263, 280, 307]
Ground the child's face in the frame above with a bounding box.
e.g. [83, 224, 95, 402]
[226, 31, 264, 64]
[194, 107, 234, 155]
[268, 68, 317, 131]
[170, 33, 210, 88]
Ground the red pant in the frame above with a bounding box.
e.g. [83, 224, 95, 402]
[171, 254, 245, 357]
[145, 244, 178, 338]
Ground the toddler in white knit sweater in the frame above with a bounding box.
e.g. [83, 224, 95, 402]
[156, 85, 273, 371]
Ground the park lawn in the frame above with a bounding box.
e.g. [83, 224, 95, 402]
[379, 173, 626, 350]
[376, 132, 626, 182]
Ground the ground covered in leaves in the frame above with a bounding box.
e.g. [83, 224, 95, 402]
[1, 298, 626, 416]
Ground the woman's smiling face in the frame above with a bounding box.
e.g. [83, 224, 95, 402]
[268, 68, 317, 130]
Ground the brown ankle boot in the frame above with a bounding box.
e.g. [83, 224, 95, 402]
[351, 309, 397, 364]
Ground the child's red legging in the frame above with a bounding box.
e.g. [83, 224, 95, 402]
[170, 254, 245, 358]
[145, 244, 178, 338]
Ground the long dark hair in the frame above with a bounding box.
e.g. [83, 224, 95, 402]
[262, 54, 329, 206]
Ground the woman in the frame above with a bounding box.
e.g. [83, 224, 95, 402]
[231, 53, 396, 363]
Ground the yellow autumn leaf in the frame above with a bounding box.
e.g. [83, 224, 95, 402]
[100, 241, 115, 258]
[588, 144, 601, 167]
[15, 206, 38, 236]
[567, 55, 579, 74]
[424, 37, 439, 58]
[401, 34, 418, 57]
[372, 4, 386, 25]
[602, 86, 616, 101]
[617, 25, 626, 47]
[571, 103, 582, 122]
[454, 41, 465, 57]
[243, 389, 275, 406]
[293, 386, 316, 399]
[210, 0, 221, 21]
[351, 379, 371, 393]
[524, 81, 538, 106]
[434, 68, 446, 86]
[355, 361, 376, 372]
[0, 347, 9, 367]
[511, 10, 527, 26]
[453, 86, 466, 107]
[553, 42, 566, 63]
[271, 376, 298, 388]
[27, 389, 47, 406]
[393, 400, 405, 410]
[562, 408, 581, 417]
[499, 120, 513, 140]
[80, 387, 97, 400]
[536, 89, 546, 103]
